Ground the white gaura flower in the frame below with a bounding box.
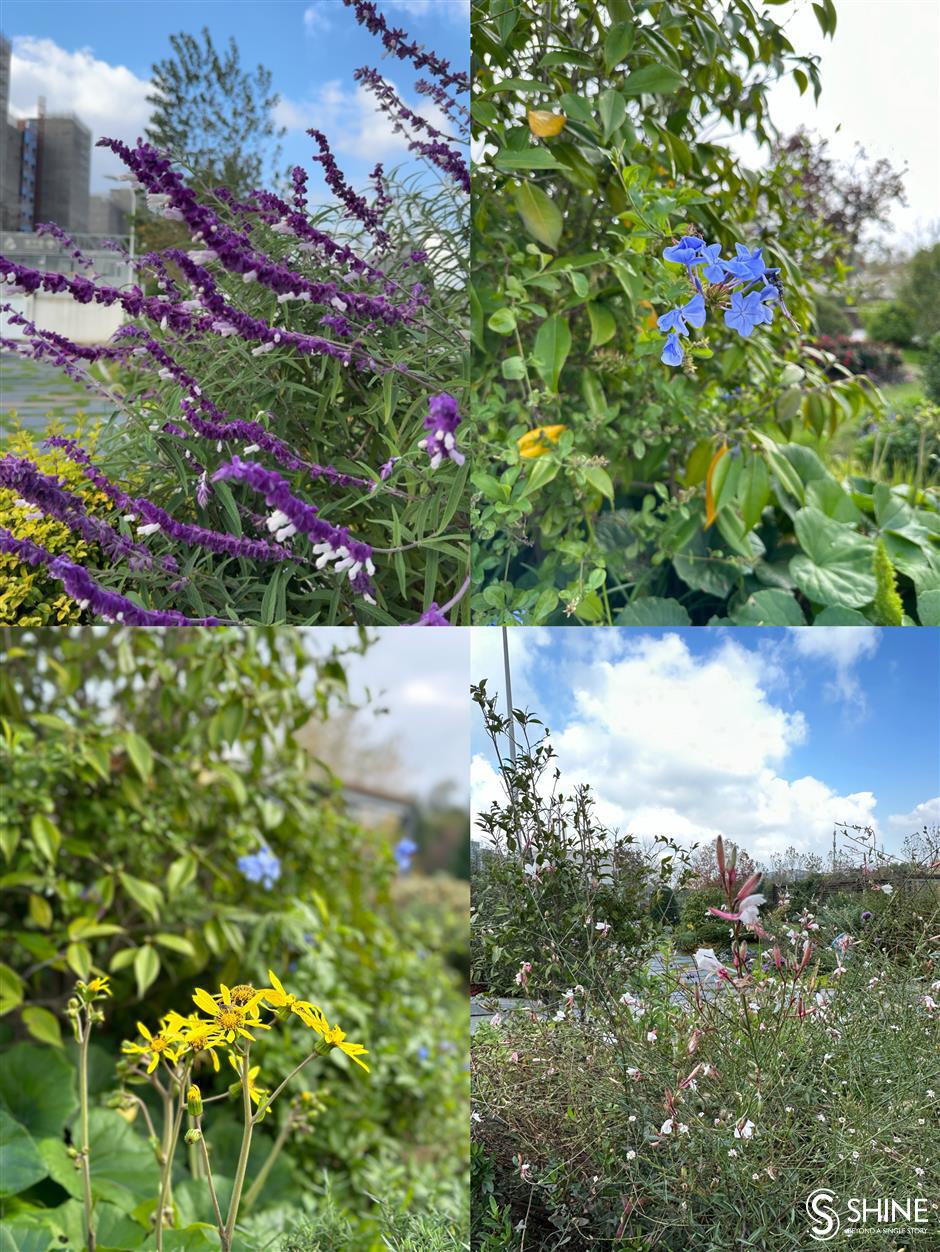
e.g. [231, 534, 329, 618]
[737, 893, 766, 925]
[694, 948, 731, 981]
[660, 1118, 674, 1135]
[734, 1118, 756, 1140]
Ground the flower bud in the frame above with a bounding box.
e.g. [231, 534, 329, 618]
[184, 1128, 202, 1144]
[186, 1085, 203, 1117]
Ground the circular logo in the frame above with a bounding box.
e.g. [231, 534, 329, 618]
[806, 1188, 841, 1242]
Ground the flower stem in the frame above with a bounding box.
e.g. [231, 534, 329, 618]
[197, 1124, 224, 1236]
[222, 1049, 255, 1252]
[78, 1012, 96, 1252]
[242, 1114, 292, 1213]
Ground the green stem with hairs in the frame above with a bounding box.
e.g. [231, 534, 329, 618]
[222, 1048, 254, 1252]
[78, 1011, 96, 1252]
[242, 1114, 293, 1213]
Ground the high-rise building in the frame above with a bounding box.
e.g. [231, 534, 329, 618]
[0, 34, 23, 231]
[88, 187, 132, 237]
[33, 114, 91, 232]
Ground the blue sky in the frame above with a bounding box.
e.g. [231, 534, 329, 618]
[471, 628, 939, 864]
[3, 0, 468, 199]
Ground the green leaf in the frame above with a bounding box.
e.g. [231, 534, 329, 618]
[487, 307, 517, 335]
[119, 872, 163, 921]
[597, 89, 626, 141]
[731, 589, 806, 626]
[604, 22, 634, 69]
[21, 1007, 63, 1049]
[154, 933, 195, 957]
[790, 509, 877, 608]
[616, 598, 692, 626]
[739, 457, 771, 532]
[587, 302, 616, 347]
[166, 854, 198, 895]
[584, 466, 614, 501]
[0, 1109, 47, 1198]
[83, 1109, 161, 1210]
[621, 63, 685, 96]
[514, 181, 563, 250]
[813, 606, 872, 626]
[501, 355, 527, 381]
[483, 77, 550, 95]
[916, 588, 940, 626]
[134, 945, 161, 998]
[65, 942, 91, 981]
[493, 148, 562, 171]
[532, 314, 571, 392]
[0, 963, 24, 1017]
[29, 814, 61, 864]
[122, 732, 154, 783]
[0, 1043, 76, 1138]
[522, 458, 560, 497]
[0, 1219, 57, 1251]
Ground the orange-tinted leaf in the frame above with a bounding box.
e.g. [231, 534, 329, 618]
[528, 110, 566, 138]
[704, 442, 728, 528]
[517, 424, 567, 458]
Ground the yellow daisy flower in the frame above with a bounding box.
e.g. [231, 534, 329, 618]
[261, 970, 323, 1023]
[227, 1053, 268, 1106]
[165, 1011, 228, 1072]
[517, 425, 566, 459]
[293, 1004, 369, 1072]
[191, 985, 270, 1043]
[122, 1020, 183, 1074]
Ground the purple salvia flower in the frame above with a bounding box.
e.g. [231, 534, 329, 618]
[422, 392, 464, 469]
[416, 603, 449, 625]
[43, 437, 294, 564]
[342, 0, 469, 94]
[414, 77, 469, 126]
[35, 222, 97, 273]
[290, 165, 309, 214]
[308, 129, 389, 245]
[0, 455, 173, 572]
[353, 68, 469, 193]
[0, 528, 221, 625]
[211, 457, 378, 602]
[196, 471, 211, 508]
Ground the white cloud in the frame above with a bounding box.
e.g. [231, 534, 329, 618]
[789, 626, 880, 710]
[9, 36, 152, 192]
[885, 796, 940, 841]
[472, 632, 884, 864]
[303, 4, 334, 34]
[386, 0, 470, 21]
[274, 77, 449, 163]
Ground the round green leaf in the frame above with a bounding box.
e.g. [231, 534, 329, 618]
[789, 508, 877, 608]
[0, 1109, 47, 1198]
[513, 181, 563, 250]
[615, 598, 692, 626]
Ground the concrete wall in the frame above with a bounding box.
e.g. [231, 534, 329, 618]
[1, 292, 124, 345]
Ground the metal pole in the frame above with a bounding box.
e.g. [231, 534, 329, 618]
[501, 626, 517, 766]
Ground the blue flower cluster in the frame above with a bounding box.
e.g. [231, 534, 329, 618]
[237, 846, 282, 890]
[658, 237, 781, 367]
[394, 836, 418, 873]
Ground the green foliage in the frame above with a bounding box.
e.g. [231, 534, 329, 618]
[0, 628, 468, 1243]
[899, 244, 940, 341]
[814, 294, 853, 337]
[865, 300, 915, 347]
[468, 0, 930, 626]
[470, 683, 688, 996]
[674, 885, 728, 952]
[146, 27, 285, 197]
[872, 538, 903, 625]
[924, 332, 940, 405]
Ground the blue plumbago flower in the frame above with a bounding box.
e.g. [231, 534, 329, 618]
[661, 332, 684, 367]
[656, 240, 787, 365]
[697, 242, 726, 284]
[724, 290, 766, 338]
[417, 1045, 430, 1060]
[394, 836, 418, 872]
[662, 235, 703, 267]
[722, 243, 767, 283]
[238, 846, 281, 889]
[682, 292, 706, 329]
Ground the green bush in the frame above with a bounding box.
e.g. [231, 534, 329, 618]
[864, 300, 915, 346]
[924, 332, 940, 405]
[0, 628, 468, 1246]
[674, 885, 728, 952]
[899, 243, 940, 341]
[814, 294, 853, 337]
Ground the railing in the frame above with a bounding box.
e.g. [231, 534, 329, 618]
[0, 232, 134, 283]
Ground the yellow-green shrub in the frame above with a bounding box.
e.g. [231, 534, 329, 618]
[0, 423, 109, 625]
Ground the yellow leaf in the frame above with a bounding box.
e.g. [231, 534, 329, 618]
[517, 425, 567, 459]
[528, 110, 566, 138]
[704, 443, 728, 528]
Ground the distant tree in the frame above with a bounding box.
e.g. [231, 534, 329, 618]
[898, 244, 940, 341]
[146, 28, 285, 199]
[769, 129, 907, 271]
[688, 838, 758, 888]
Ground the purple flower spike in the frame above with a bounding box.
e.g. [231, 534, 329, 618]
[0, 527, 221, 625]
[422, 393, 464, 469]
[416, 602, 449, 625]
[211, 458, 378, 603]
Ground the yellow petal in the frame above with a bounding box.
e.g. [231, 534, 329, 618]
[517, 425, 567, 459]
[192, 988, 218, 1016]
[528, 109, 566, 138]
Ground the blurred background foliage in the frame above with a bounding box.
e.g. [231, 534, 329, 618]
[0, 627, 469, 1249]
